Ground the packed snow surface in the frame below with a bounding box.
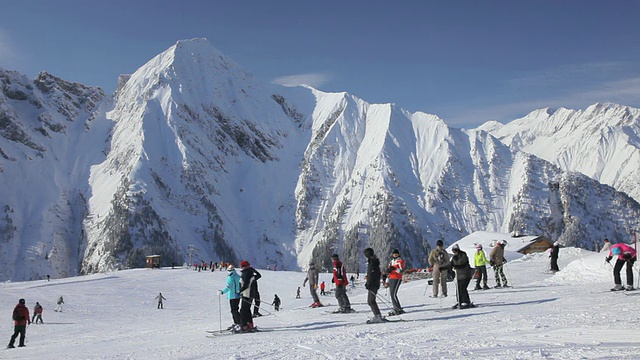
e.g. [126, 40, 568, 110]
[1, 247, 640, 359]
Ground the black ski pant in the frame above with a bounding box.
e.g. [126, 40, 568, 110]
[334, 285, 351, 310]
[550, 257, 559, 271]
[388, 278, 403, 311]
[457, 277, 472, 306]
[240, 297, 253, 327]
[229, 298, 241, 325]
[8, 325, 26, 347]
[613, 258, 636, 286]
[251, 292, 261, 315]
[367, 288, 381, 316]
[475, 265, 488, 288]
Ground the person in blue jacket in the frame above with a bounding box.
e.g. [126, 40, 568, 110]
[219, 264, 242, 331]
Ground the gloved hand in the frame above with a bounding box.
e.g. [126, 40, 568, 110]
[314, 284, 318, 289]
[235, 293, 240, 298]
[623, 253, 632, 260]
[218, 290, 223, 295]
[503, 258, 507, 263]
[387, 266, 395, 273]
[606, 256, 612, 263]
[365, 283, 369, 290]
[490, 260, 495, 267]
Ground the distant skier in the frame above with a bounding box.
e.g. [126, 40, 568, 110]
[7, 298, 30, 349]
[490, 240, 509, 288]
[600, 238, 612, 253]
[331, 254, 353, 313]
[239, 260, 257, 332]
[320, 281, 326, 295]
[364, 247, 387, 324]
[303, 262, 323, 307]
[549, 242, 560, 272]
[473, 244, 490, 290]
[219, 265, 242, 330]
[350, 275, 356, 288]
[428, 240, 450, 298]
[296, 287, 301, 299]
[32, 302, 43, 324]
[156, 292, 166, 309]
[55, 296, 64, 312]
[606, 243, 637, 291]
[386, 249, 405, 316]
[451, 244, 474, 309]
[272, 294, 281, 311]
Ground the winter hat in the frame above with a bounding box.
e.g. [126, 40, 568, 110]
[240, 260, 250, 268]
[436, 240, 444, 247]
[604, 238, 610, 242]
[475, 244, 483, 250]
[364, 247, 374, 258]
[452, 244, 460, 252]
[18, 299, 25, 304]
[331, 254, 339, 260]
[553, 242, 559, 246]
[309, 262, 315, 268]
[392, 249, 400, 255]
[227, 265, 235, 271]
[499, 240, 508, 246]
[612, 247, 622, 255]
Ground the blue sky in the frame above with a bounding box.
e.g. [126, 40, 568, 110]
[1, 1, 639, 128]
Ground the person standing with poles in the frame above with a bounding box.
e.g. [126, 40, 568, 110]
[238, 260, 257, 332]
[331, 254, 353, 313]
[606, 243, 637, 291]
[386, 249, 405, 316]
[303, 262, 323, 307]
[364, 247, 387, 323]
[451, 244, 475, 309]
[428, 240, 450, 298]
[7, 298, 30, 348]
[218, 265, 242, 331]
[473, 244, 490, 290]
[490, 240, 509, 288]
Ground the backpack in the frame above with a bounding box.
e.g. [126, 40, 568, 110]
[12, 308, 23, 321]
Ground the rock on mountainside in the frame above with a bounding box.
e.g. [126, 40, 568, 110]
[0, 38, 639, 281]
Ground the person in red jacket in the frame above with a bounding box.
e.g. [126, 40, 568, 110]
[386, 249, 405, 316]
[331, 254, 353, 313]
[7, 298, 30, 348]
[31, 302, 43, 324]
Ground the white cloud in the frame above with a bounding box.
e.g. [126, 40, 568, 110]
[272, 72, 331, 88]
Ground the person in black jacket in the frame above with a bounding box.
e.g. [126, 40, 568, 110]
[238, 261, 256, 332]
[549, 242, 560, 272]
[250, 267, 263, 317]
[451, 244, 475, 309]
[364, 248, 388, 323]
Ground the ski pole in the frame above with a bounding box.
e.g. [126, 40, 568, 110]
[241, 297, 275, 316]
[218, 293, 222, 333]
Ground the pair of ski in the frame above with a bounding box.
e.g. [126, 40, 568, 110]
[206, 327, 269, 337]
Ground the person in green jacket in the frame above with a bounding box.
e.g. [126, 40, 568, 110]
[473, 244, 490, 290]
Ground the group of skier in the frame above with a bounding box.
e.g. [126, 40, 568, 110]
[218, 261, 264, 333]
[7, 296, 63, 348]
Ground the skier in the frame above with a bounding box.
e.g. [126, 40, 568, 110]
[350, 275, 356, 288]
[600, 238, 612, 253]
[238, 260, 257, 332]
[331, 254, 353, 313]
[55, 296, 64, 312]
[606, 243, 637, 291]
[490, 240, 509, 288]
[155, 292, 166, 309]
[428, 240, 450, 298]
[296, 287, 301, 299]
[31, 302, 43, 324]
[7, 298, 30, 349]
[549, 242, 560, 272]
[386, 249, 405, 316]
[364, 247, 387, 324]
[248, 266, 263, 317]
[473, 244, 490, 290]
[219, 265, 242, 330]
[303, 262, 323, 307]
[272, 294, 281, 311]
[451, 244, 475, 309]
[320, 281, 326, 296]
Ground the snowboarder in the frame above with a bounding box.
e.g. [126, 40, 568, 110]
[156, 292, 166, 309]
[320, 281, 326, 295]
[451, 244, 474, 309]
[55, 296, 64, 312]
[364, 247, 387, 324]
[490, 240, 509, 288]
[7, 298, 30, 348]
[606, 243, 637, 291]
[549, 242, 560, 272]
[473, 244, 490, 290]
[238, 260, 257, 332]
[219, 265, 242, 330]
[386, 249, 405, 316]
[600, 238, 612, 253]
[303, 262, 323, 307]
[31, 302, 43, 324]
[428, 240, 450, 298]
[272, 294, 281, 311]
[331, 254, 353, 313]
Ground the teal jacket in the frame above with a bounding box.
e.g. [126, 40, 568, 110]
[221, 270, 241, 300]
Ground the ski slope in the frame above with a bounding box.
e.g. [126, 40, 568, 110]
[1, 247, 639, 359]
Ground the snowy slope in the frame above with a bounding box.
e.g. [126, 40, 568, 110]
[1, 248, 639, 359]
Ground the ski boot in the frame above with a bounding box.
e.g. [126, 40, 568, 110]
[625, 285, 635, 291]
[366, 314, 389, 324]
[611, 284, 624, 291]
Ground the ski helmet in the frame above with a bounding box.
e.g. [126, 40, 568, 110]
[452, 244, 460, 252]
[364, 248, 374, 258]
[475, 244, 483, 250]
[499, 240, 508, 246]
[227, 265, 235, 271]
[612, 247, 622, 255]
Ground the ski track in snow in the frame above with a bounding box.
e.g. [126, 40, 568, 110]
[2, 248, 640, 359]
